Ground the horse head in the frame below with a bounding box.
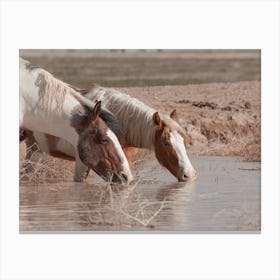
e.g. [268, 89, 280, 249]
[152, 109, 197, 182]
[71, 101, 132, 184]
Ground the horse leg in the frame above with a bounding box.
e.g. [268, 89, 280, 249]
[123, 147, 136, 166]
[73, 155, 90, 182]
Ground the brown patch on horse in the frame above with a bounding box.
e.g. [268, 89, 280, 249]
[48, 150, 75, 161]
[20, 128, 26, 142]
[123, 147, 136, 166]
[152, 112, 162, 130]
[152, 112, 180, 178]
[170, 109, 180, 123]
[70, 101, 123, 179]
[168, 109, 191, 146]
[45, 134, 75, 161]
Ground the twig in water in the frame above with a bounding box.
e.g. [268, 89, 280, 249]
[238, 167, 260, 171]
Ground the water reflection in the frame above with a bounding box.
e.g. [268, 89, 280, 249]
[20, 156, 260, 232]
[156, 180, 197, 201]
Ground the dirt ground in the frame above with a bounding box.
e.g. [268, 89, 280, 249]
[118, 81, 260, 161]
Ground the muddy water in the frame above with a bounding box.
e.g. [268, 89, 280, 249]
[20, 156, 260, 232]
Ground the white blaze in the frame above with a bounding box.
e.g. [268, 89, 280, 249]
[169, 130, 195, 175]
[106, 129, 133, 183]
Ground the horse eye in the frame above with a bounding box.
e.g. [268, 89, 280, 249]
[90, 128, 97, 135]
[164, 141, 170, 147]
[100, 138, 108, 144]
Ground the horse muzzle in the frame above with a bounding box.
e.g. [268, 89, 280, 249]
[177, 169, 197, 182]
[112, 171, 133, 184]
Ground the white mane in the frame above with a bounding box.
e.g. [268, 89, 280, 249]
[83, 86, 185, 149]
[20, 58, 96, 114]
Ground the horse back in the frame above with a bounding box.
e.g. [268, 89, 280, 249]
[23, 129, 76, 161]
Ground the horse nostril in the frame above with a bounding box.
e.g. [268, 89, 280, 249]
[178, 170, 197, 182]
[111, 172, 130, 184]
[120, 173, 128, 182]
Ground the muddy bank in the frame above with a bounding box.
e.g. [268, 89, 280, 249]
[119, 81, 260, 161]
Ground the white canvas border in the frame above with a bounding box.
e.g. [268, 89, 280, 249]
[0, 1, 279, 279]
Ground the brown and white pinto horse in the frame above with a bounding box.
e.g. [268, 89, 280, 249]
[20, 104, 129, 182]
[23, 82, 197, 182]
[19, 58, 132, 183]
[78, 85, 197, 182]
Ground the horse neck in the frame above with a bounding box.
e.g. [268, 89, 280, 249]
[20, 67, 80, 146]
[51, 94, 81, 145]
[86, 87, 156, 149]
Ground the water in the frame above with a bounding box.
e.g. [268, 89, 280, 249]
[20, 156, 261, 232]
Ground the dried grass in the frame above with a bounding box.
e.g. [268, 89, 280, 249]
[85, 180, 166, 228]
[20, 142, 73, 185]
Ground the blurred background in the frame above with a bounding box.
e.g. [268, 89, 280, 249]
[19, 49, 260, 88]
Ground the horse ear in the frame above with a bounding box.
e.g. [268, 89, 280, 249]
[170, 109, 180, 123]
[70, 101, 102, 134]
[84, 101, 102, 125]
[152, 112, 162, 130]
[90, 100, 101, 122]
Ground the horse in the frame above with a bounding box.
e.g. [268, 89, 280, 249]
[23, 81, 197, 182]
[76, 84, 197, 182]
[20, 107, 128, 182]
[19, 58, 132, 183]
